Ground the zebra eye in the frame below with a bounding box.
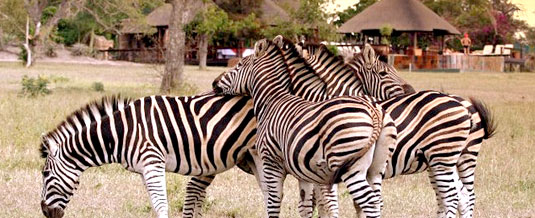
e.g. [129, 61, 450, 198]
[379, 71, 388, 76]
[42, 170, 50, 177]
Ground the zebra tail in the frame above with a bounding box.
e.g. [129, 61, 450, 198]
[468, 97, 497, 139]
[363, 106, 383, 157]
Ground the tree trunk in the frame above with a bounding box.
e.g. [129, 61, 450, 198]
[160, 0, 200, 93]
[24, 0, 75, 65]
[24, 16, 32, 67]
[198, 34, 208, 70]
[161, 0, 186, 93]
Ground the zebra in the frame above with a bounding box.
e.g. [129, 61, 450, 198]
[272, 35, 402, 217]
[182, 37, 412, 218]
[297, 42, 496, 218]
[212, 39, 398, 218]
[39, 94, 261, 218]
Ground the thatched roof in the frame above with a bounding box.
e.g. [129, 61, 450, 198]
[338, 0, 460, 35]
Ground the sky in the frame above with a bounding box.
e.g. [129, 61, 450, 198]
[327, 0, 535, 27]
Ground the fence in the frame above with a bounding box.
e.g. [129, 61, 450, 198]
[387, 54, 525, 72]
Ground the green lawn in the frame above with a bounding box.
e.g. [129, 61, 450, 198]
[0, 62, 534, 217]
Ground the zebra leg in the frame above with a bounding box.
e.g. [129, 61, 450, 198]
[314, 184, 339, 218]
[427, 164, 461, 218]
[141, 161, 169, 218]
[341, 146, 381, 218]
[298, 181, 315, 218]
[182, 175, 215, 218]
[456, 150, 480, 218]
[262, 159, 286, 218]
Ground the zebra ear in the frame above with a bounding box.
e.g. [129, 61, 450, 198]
[273, 35, 284, 48]
[41, 136, 58, 157]
[295, 42, 304, 56]
[254, 39, 268, 58]
[363, 44, 376, 64]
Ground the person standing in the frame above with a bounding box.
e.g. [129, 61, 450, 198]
[461, 33, 472, 54]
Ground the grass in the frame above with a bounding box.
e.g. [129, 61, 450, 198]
[0, 61, 534, 217]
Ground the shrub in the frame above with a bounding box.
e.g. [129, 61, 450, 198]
[44, 43, 58, 58]
[18, 45, 31, 65]
[20, 75, 51, 97]
[70, 43, 92, 56]
[326, 44, 339, 56]
[91, 82, 104, 92]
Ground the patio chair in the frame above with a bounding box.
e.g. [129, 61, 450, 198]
[482, 45, 494, 55]
[494, 45, 504, 55]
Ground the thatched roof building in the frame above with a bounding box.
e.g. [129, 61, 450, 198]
[338, 0, 460, 36]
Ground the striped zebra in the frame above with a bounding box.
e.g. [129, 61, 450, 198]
[297, 42, 496, 218]
[273, 36, 404, 218]
[39, 94, 259, 218]
[212, 39, 398, 218]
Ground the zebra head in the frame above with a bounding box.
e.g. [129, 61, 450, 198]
[350, 44, 416, 100]
[40, 135, 79, 218]
[213, 39, 273, 96]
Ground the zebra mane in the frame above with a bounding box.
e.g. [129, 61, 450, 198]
[39, 95, 132, 158]
[273, 37, 330, 96]
[302, 43, 347, 64]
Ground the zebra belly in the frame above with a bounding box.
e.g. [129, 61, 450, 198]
[284, 108, 375, 184]
[380, 91, 472, 179]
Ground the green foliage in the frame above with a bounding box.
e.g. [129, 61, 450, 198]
[20, 75, 51, 97]
[326, 44, 339, 56]
[195, 5, 231, 36]
[262, 0, 338, 41]
[92, 82, 105, 92]
[0, 0, 27, 39]
[380, 24, 393, 45]
[18, 45, 30, 65]
[261, 20, 303, 40]
[333, 0, 377, 26]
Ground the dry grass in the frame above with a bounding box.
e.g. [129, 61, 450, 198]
[0, 61, 534, 217]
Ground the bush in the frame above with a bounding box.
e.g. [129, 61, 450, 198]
[44, 43, 58, 58]
[326, 44, 339, 56]
[20, 75, 51, 97]
[70, 43, 93, 56]
[92, 82, 104, 92]
[18, 45, 31, 65]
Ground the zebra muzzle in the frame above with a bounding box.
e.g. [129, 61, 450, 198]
[41, 201, 64, 218]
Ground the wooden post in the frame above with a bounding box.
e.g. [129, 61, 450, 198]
[413, 32, 418, 49]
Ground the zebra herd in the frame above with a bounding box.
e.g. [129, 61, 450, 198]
[39, 36, 495, 218]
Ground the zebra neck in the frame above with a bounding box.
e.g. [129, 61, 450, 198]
[250, 59, 293, 120]
[64, 112, 124, 169]
[284, 51, 331, 102]
[313, 55, 365, 97]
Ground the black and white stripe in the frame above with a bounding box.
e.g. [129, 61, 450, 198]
[299, 43, 496, 218]
[213, 39, 397, 218]
[39, 94, 258, 218]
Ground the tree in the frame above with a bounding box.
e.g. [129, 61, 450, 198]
[262, 0, 338, 42]
[333, 0, 377, 27]
[193, 4, 232, 70]
[161, 0, 200, 94]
